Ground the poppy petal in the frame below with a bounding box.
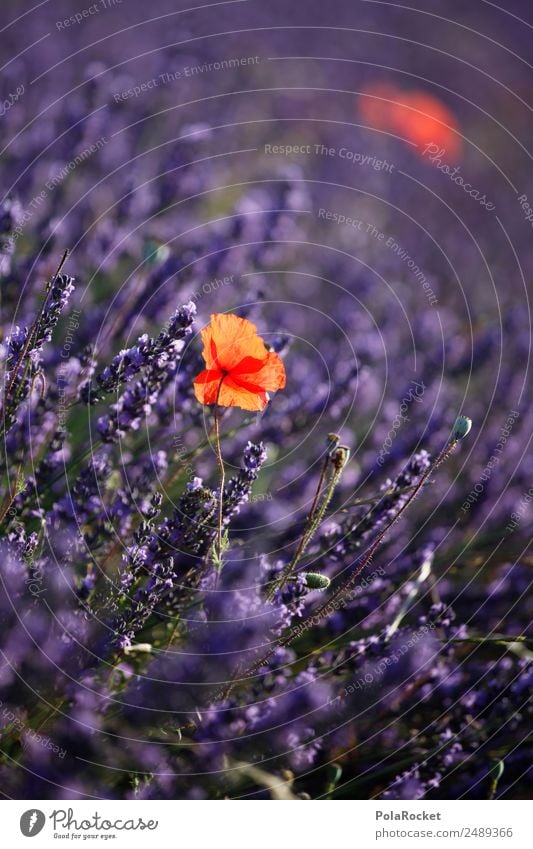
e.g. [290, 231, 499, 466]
[194, 314, 286, 410]
[217, 375, 268, 411]
[231, 351, 286, 393]
[202, 313, 268, 372]
[199, 326, 219, 370]
[193, 369, 224, 405]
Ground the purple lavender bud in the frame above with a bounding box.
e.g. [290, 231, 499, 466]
[2, 273, 75, 432]
[35, 274, 75, 348]
[223, 441, 267, 518]
[96, 301, 195, 442]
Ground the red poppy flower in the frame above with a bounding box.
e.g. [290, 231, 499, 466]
[359, 83, 461, 160]
[193, 313, 286, 411]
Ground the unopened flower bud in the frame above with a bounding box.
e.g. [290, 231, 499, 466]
[451, 415, 472, 442]
[331, 444, 350, 471]
[303, 572, 331, 591]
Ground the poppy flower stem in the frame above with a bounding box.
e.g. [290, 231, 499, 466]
[213, 376, 226, 572]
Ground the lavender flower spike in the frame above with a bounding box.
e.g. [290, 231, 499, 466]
[97, 301, 196, 442]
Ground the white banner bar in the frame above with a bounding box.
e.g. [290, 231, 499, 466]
[3, 800, 531, 848]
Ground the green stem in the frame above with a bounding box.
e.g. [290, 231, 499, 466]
[339, 480, 434, 511]
[386, 549, 434, 638]
[265, 452, 330, 601]
[285, 440, 457, 641]
[217, 439, 457, 702]
[449, 635, 531, 646]
[213, 377, 226, 566]
[267, 444, 349, 600]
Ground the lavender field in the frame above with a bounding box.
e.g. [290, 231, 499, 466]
[0, 0, 531, 801]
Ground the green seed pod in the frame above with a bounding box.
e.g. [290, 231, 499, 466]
[143, 240, 169, 265]
[452, 415, 472, 441]
[303, 572, 331, 591]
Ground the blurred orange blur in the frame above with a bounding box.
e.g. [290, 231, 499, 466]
[359, 83, 462, 160]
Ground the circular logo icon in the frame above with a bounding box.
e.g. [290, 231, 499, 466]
[20, 810, 46, 837]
